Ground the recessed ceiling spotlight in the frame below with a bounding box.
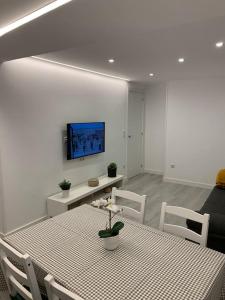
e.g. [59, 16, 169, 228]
[216, 41, 224, 48]
[178, 57, 185, 63]
[0, 0, 72, 37]
[108, 58, 115, 63]
[149, 73, 154, 77]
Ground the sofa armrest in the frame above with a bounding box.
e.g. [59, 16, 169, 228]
[186, 211, 201, 234]
[187, 212, 225, 236]
[208, 212, 225, 236]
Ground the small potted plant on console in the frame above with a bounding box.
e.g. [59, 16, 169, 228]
[107, 162, 117, 177]
[98, 204, 124, 250]
[58, 179, 71, 198]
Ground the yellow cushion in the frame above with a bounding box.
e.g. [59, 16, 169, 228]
[216, 169, 225, 188]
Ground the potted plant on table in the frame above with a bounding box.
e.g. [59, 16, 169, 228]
[98, 205, 124, 250]
[107, 162, 117, 177]
[58, 179, 71, 198]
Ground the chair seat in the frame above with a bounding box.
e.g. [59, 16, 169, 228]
[11, 293, 48, 300]
[11, 294, 25, 300]
[10, 285, 48, 300]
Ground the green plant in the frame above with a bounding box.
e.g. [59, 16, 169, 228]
[98, 205, 124, 238]
[58, 179, 71, 190]
[98, 221, 124, 238]
[108, 162, 117, 170]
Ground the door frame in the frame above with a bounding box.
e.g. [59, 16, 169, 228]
[126, 90, 145, 179]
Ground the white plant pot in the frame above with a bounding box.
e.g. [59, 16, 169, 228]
[62, 190, 70, 198]
[103, 235, 120, 251]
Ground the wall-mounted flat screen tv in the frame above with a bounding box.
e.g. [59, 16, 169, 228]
[67, 122, 105, 160]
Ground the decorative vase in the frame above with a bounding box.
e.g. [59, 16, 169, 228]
[108, 168, 117, 178]
[62, 189, 70, 198]
[103, 235, 120, 250]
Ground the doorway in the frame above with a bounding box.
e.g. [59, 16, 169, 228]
[127, 91, 145, 179]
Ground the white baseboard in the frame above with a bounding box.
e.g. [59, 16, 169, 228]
[4, 215, 48, 237]
[163, 176, 213, 189]
[144, 169, 164, 175]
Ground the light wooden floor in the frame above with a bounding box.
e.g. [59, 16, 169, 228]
[121, 173, 211, 228]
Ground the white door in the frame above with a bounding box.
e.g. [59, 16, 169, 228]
[127, 91, 144, 178]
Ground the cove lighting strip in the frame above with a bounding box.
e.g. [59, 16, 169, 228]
[32, 56, 130, 81]
[0, 0, 72, 37]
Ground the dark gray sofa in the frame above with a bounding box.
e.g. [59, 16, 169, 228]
[187, 186, 225, 253]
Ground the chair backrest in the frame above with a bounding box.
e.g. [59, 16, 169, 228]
[0, 238, 42, 300]
[111, 187, 147, 224]
[159, 202, 209, 247]
[45, 274, 83, 300]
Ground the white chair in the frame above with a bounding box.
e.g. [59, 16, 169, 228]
[0, 238, 42, 300]
[44, 274, 83, 300]
[111, 187, 147, 224]
[159, 202, 209, 247]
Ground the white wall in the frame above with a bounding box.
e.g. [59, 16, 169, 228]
[165, 78, 225, 187]
[144, 83, 166, 174]
[0, 169, 4, 234]
[0, 108, 5, 234]
[0, 58, 128, 233]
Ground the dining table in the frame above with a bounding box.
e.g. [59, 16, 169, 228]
[1, 204, 225, 300]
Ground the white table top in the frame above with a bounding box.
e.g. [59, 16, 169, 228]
[3, 204, 225, 300]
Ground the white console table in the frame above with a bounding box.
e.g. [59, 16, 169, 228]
[47, 174, 124, 217]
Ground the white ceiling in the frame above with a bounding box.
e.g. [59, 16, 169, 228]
[0, 0, 51, 27]
[0, 0, 225, 83]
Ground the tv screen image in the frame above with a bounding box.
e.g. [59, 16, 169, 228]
[67, 122, 105, 160]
